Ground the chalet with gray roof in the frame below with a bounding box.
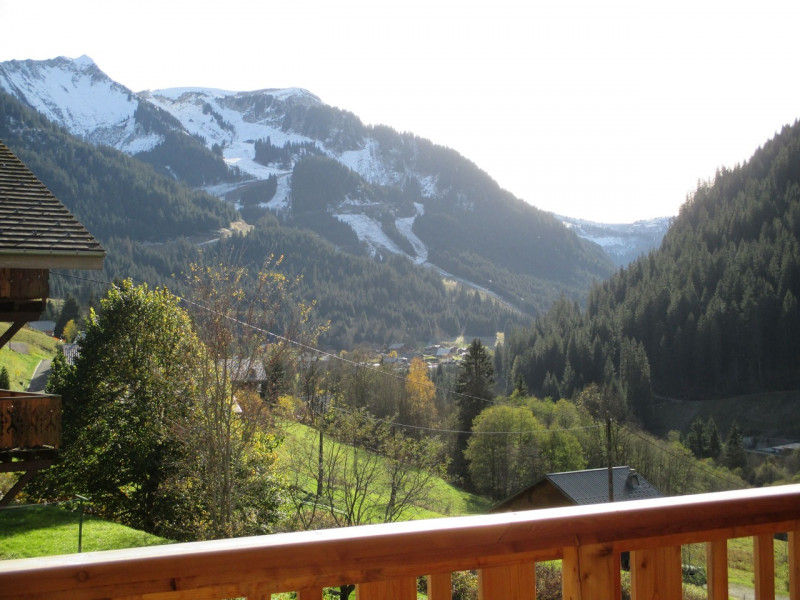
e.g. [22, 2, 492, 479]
[0, 139, 104, 507]
[490, 466, 661, 513]
[0, 139, 104, 349]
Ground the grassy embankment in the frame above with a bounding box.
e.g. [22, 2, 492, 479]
[0, 323, 60, 390]
[0, 419, 490, 560]
[0, 503, 170, 559]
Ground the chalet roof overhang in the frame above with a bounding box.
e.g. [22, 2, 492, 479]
[0, 139, 106, 271]
[0, 250, 105, 270]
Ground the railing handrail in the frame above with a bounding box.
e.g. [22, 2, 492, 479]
[1, 484, 799, 599]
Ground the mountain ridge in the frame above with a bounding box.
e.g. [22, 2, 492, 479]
[0, 54, 622, 322]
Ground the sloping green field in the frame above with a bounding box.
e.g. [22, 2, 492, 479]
[0, 324, 60, 391]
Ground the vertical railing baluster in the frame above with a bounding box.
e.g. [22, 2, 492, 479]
[478, 561, 536, 600]
[562, 543, 619, 600]
[630, 546, 681, 600]
[427, 572, 452, 600]
[754, 533, 775, 600]
[297, 587, 323, 600]
[356, 576, 417, 600]
[706, 539, 728, 600]
[789, 529, 800, 600]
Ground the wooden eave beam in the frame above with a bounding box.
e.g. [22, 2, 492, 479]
[0, 252, 105, 270]
[0, 321, 26, 351]
[0, 459, 54, 509]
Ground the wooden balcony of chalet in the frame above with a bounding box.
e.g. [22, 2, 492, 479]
[0, 389, 61, 507]
[1, 484, 799, 600]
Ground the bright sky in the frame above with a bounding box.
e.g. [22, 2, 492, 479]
[2, 0, 799, 223]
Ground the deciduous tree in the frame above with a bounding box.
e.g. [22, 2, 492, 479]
[39, 280, 201, 536]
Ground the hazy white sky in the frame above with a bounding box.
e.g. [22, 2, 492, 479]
[2, 0, 799, 222]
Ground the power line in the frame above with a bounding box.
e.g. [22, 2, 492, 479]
[51, 270, 517, 412]
[50, 271, 744, 489]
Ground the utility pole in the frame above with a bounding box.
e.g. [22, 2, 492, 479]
[606, 417, 614, 503]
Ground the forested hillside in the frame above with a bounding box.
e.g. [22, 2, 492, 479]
[0, 90, 528, 346]
[194, 217, 531, 348]
[0, 91, 237, 242]
[498, 120, 800, 421]
[0, 56, 617, 322]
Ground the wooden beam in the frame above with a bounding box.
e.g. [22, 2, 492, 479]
[427, 572, 451, 600]
[1, 486, 800, 600]
[706, 539, 728, 600]
[0, 321, 25, 351]
[478, 561, 536, 600]
[630, 545, 681, 600]
[297, 587, 323, 600]
[0, 470, 37, 508]
[562, 543, 619, 600]
[754, 533, 775, 600]
[0, 254, 104, 270]
[789, 529, 800, 600]
[357, 577, 416, 600]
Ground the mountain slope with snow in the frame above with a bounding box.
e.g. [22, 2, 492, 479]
[0, 55, 616, 314]
[556, 215, 672, 266]
[0, 55, 161, 154]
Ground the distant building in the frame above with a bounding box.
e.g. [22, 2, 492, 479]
[61, 342, 81, 366]
[27, 321, 56, 335]
[490, 466, 661, 513]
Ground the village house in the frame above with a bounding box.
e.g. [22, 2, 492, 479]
[490, 466, 661, 513]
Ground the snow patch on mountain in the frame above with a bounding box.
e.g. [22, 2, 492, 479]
[396, 203, 428, 264]
[557, 215, 672, 266]
[146, 87, 320, 184]
[335, 213, 403, 257]
[339, 139, 398, 188]
[0, 56, 162, 154]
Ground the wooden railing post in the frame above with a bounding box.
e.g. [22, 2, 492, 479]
[240, 583, 274, 600]
[356, 577, 417, 600]
[706, 539, 728, 600]
[297, 587, 323, 600]
[427, 572, 452, 600]
[562, 543, 620, 600]
[754, 533, 775, 600]
[1, 485, 799, 600]
[789, 529, 800, 600]
[478, 561, 536, 600]
[630, 546, 681, 600]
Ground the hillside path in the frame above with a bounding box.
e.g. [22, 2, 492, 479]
[27, 359, 51, 393]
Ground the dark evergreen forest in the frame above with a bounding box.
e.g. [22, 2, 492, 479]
[498, 120, 800, 423]
[0, 90, 530, 348]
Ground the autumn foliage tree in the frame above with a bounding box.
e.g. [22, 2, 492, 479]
[402, 357, 438, 431]
[178, 257, 324, 539]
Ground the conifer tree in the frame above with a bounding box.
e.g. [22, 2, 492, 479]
[724, 421, 747, 471]
[452, 339, 494, 486]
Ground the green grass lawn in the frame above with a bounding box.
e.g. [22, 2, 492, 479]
[0, 504, 171, 559]
[277, 420, 492, 521]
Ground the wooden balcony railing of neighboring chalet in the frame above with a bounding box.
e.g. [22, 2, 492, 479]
[0, 389, 61, 455]
[1, 484, 799, 600]
[0, 389, 61, 507]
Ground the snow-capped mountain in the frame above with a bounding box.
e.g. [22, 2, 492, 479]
[0, 55, 616, 315]
[556, 215, 672, 266]
[0, 55, 162, 154]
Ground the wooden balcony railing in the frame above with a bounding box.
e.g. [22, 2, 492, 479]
[0, 390, 61, 453]
[1, 484, 799, 600]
